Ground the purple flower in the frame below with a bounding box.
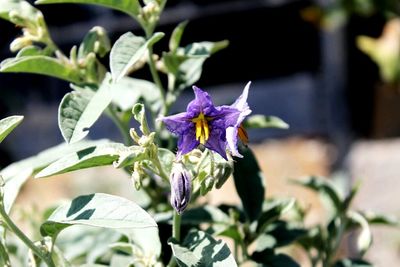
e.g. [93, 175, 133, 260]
[162, 86, 241, 159]
[226, 82, 252, 157]
[170, 163, 192, 214]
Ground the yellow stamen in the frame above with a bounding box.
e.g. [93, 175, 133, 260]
[192, 112, 210, 145]
[238, 124, 249, 145]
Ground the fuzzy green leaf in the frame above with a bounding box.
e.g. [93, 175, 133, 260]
[35, 0, 141, 19]
[0, 56, 83, 84]
[58, 76, 112, 144]
[256, 199, 295, 233]
[0, 115, 23, 143]
[1, 139, 110, 213]
[40, 193, 157, 238]
[169, 230, 237, 267]
[169, 21, 188, 53]
[35, 142, 130, 178]
[110, 32, 164, 81]
[233, 147, 265, 222]
[243, 115, 289, 129]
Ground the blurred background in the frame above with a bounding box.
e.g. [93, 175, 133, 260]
[1, 0, 400, 266]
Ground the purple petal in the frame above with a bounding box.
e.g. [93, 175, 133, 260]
[214, 106, 241, 128]
[204, 128, 228, 160]
[187, 86, 218, 116]
[226, 126, 242, 157]
[162, 112, 192, 135]
[177, 126, 199, 157]
[231, 82, 252, 127]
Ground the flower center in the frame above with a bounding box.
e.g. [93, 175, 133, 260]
[192, 112, 210, 145]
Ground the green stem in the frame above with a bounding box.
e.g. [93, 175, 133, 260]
[152, 155, 169, 182]
[106, 107, 132, 146]
[167, 211, 182, 267]
[0, 238, 10, 267]
[0, 205, 55, 267]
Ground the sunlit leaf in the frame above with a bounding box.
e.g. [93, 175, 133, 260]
[1, 139, 110, 213]
[58, 76, 112, 144]
[256, 199, 295, 233]
[40, 193, 157, 238]
[243, 115, 289, 129]
[35, 0, 141, 20]
[347, 211, 372, 256]
[0, 56, 83, 84]
[35, 142, 130, 178]
[169, 230, 237, 267]
[0, 115, 23, 143]
[110, 32, 164, 81]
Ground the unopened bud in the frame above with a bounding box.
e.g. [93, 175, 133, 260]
[170, 162, 192, 214]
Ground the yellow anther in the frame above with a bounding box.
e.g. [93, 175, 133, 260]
[192, 113, 210, 145]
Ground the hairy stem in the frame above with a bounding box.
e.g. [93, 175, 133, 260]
[167, 211, 182, 267]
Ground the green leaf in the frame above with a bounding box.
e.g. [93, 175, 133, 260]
[233, 147, 265, 221]
[169, 21, 188, 53]
[243, 115, 289, 129]
[119, 227, 162, 258]
[169, 230, 237, 267]
[58, 76, 112, 143]
[0, 0, 40, 24]
[347, 211, 372, 255]
[35, 142, 130, 178]
[292, 176, 343, 213]
[181, 205, 230, 225]
[110, 32, 164, 81]
[163, 40, 228, 91]
[0, 56, 83, 84]
[40, 193, 157, 238]
[362, 212, 398, 226]
[35, 0, 141, 20]
[110, 76, 161, 112]
[333, 258, 373, 267]
[0, 115, 23, 143]
[251, 251, 300, 267]
[256, 199, 295, 233]
[1, 139, 110, 213]
[110, 255, 132, 267]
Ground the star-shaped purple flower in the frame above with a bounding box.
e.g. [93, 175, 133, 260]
[162, 86, 243, 159]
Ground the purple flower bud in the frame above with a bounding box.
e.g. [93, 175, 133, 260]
[170, 163, 192, 214]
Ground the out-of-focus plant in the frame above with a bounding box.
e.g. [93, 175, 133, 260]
[357, 18, 400, 85]
[302, 0, 400, 29]
[0, 0, 397, 266]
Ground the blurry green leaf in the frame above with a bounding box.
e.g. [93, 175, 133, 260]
[333, 258, 373, 267]
[0, 56, 83, 84]
[1, 139, 110, 213]
[251, 251, 299, 267]
[181, 205, 230, 225]
[59, 76, 112, 144]
[163, 40, 228, 91]
[112, 146, 146, 168]
[40, 193, 157, 238]
[362, 212, 398, 226]
[256, 199, 295, 233]
[0, 115, 23, 143]
[169, 230, 237, 267]
[78, 26, 110, 59]
[217, 225, 242, 243]
[169, 21, 188, 53]
[233, 147, 265, 222]
[253, 234, 276, 251]
[35, 142, 129, 178]
[243, 115, 289, 129]
[110, 32, 164, 81]
[292, 176, 342, 213]
[110, 76, 161, 112]
[16, 46, 44, 57]
[110, 254, 132, 267]
[347, 211, 372, 255]
[157, 148, 175, 176]
[35, 0, 141, 20]
[264, 221, 307, 248]
[119, 227, 162, 258]
[56, 226, 121, 263]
